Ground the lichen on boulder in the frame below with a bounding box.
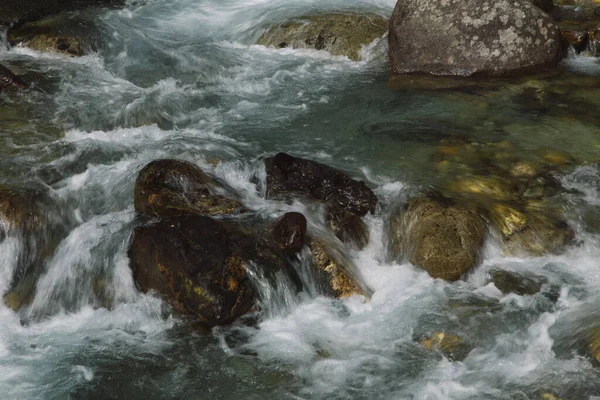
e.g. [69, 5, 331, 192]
[389, 0, 565, 76]
[257, 13, 388, 61]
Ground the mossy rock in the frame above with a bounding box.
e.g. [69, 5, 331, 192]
[134, 159, 245, 218]
[257, 13, 388, 61]
[391, 195, 487, 281]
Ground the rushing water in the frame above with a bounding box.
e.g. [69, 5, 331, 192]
[2, 0, 600, 398]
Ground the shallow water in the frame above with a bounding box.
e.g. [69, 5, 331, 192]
[2, 0, 600, 399]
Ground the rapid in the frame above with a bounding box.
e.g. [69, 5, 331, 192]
[1, 0, 600, 398]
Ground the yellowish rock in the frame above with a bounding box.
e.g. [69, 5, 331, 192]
[510, 162, 538, 178]
[540, 393, 563, 400]
[311, 240, 363, 298]
[420, 332, 462, 352]
[543, 151, 572, 167]
[450, 176, 512, 200]
[491, 204, 528, 237]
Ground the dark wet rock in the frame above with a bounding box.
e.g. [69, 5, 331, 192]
[271, 212, 307, 257]
[391, 196, 487, 281]
[264, 153, 377, 216]
[389, 0, 565, 76]
[128, 214, 300, 330]
[562, 30, 589, 52]
[488, 269, 545, 295]
[134, 159, 245, 218]
[529, 0, 557, 14]
[257, 13, 388, 61]
[0, 64, 28, 91]
[0, 0, 125, 27]
[309, 240, 364, 298]
[419, 332, 472, 361]
[326, 207, 369, 249]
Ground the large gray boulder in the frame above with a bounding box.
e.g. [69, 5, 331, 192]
[389, 0, 565, 76]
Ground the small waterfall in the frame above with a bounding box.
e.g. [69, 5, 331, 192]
[26, 211, 137, 319]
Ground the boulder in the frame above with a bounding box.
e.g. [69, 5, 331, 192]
[310, 240, 364, 298]
[134, 159, 245, 218]
[257, 13, 388, 61]
[128, 214, 299, 330]
[389, 0, 565, 76]
[0, 64, 28, 91]
[392, 196, 487, 281]
[265, 153, 377, 216]
[271, 212, 307, 257]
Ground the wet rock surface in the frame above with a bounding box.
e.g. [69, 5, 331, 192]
[271, 212, 307, 257]
[265, 152, 377, 216]
[487, 269, 546, 295]
[129, 215, 263, 330]
[0, 0, 125, 26]
[134, 159, 245, 218]
[325, 207, 370, 249]
[257, 13, 388, 61]
[389, 0, 565, 76]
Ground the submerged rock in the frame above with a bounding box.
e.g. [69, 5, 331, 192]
[502, 214, 575, 256]
[271, 212, 307, 257]
[265, 152, 377, 216]
[257, 13, 388, 61]
[0, 64, 28, 91]
[134, 159, 244, 218]
[128, 214, 298, 330]
[419, 332, 472, 361]
[310, 240, 364, 298]
[388, 0, 565, 76]
[392, 196, 487, 281]
[488, 269, 545, 295]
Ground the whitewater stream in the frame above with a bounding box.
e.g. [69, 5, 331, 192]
[1, 0, 600, 398]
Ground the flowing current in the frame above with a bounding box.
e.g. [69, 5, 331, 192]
[2, 0, 600, 398]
